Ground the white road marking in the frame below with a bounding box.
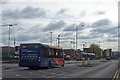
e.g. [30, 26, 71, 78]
[29, 72, 33, 74]
[22, 76, 28, 78]
[46, 76, 55, 78]
[45, 72, 68, 78]
[51, 73, 56, 74]
[16, 74, 21, 77]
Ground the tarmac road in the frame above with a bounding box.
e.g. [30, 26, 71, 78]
[2, 60, 119, 79]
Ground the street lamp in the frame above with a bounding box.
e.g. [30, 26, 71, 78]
[76, 23, 84, 53]
[2, 24, 17, 58]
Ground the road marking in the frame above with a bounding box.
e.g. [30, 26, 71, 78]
[72, 69, 80, 72]
[47, 73, 67, 78]
[29, 72, 33, 74]
[57, 73, 67, 76]
[16, 74, 21, 77]
[46, 76, 55, 78]
[22, 76, 28, 78]
[51, 73, 56, 74]
[112, 69, 119, 80]
[5, 69, 13, 72]
[40, 75, 47, 77]
[0, 77, 2, 80]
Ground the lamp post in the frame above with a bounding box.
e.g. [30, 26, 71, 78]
[14, 37, 16, 52]
[50, 31, 52, 45]
[76, 26, 78, 51]
[2, 24, 17, 58]
[76, 23, 84, 53]
[58, 35, 60, 47]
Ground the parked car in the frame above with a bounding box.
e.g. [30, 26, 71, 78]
[64, 55, 71, 60]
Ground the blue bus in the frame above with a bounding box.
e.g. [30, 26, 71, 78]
[19, 43, 64, 69]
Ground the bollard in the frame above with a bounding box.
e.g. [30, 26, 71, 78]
[87, 58, 90, 65]
[82, 58, 85, 66]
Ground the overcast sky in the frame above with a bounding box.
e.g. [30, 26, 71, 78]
[1, 0, 119, 51]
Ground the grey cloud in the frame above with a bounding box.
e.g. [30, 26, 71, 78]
[2, 2, 8, 4]
[2, 29, 8, 35]
[15, 33, 39, 42]
[63, 24, 77, 31]
[108, 27, 118, 35]
[42, 20, 66, 31]
[56, 8, 68, 15]
[80, 10, 86, 17]
[15, 25, 43, 42]
[92, 19, 111, 27]
[3, 6, 47, 19]
[2, 28, 14, 36]
[112, 34, 118, 38]
[106, 38, 118, 42]
[1, 0, 9, 4]
[28, 25, 42, 33]
[60, 32, 74, 38]
[63, 22, 86, 32]
[93, 26, 117, 35]
[40, 37, 50, 43]
[2, 35, 8, 45]
[78, 32, 101, 39]
[95, 11, 106, 15]
[2, 26, 25, 36]
[79, 36, 90, 39]
[16, 35, 31, 41]
[1, 25, 42, 43]
[89, 32, 102, 39]
[16, 27, 25, 31]
[77, 22, 86, 29]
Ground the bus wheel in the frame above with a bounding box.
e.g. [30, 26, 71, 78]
[61, 64, 64, 67]
[29, 67, 39, 70]
[29, 67, 34, 70]
[48, 62, 51, 69]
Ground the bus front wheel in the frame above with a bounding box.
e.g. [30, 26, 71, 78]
[29, 67, 39, 70]
[29, 67, 34, 70]
[48, 62, 51, 69]
[61, 64, 64, 67]
[61, 61, 64, 67]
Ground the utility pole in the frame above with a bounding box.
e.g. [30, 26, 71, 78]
[71, 38, 75, 49]
[76, 23, 84, 54]
[72, 38, 75, 50]
[2, 24, 17, 58]
[71, 41, 73, 49]
[50, 31, 52, 45]
[14, 37, 16, 53]
[76, 26, 78, 52]
[83, 44, 85, 49]
[56, 38, 57, 46]
[82, 42, 87, 49]
[58, 35, 60, 47]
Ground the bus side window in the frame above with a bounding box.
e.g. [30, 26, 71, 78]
[49, 49, 51, 55]
[43, 47, 45, 57]
[43, 47, 49, 58]
[49, 48, 53, 56]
